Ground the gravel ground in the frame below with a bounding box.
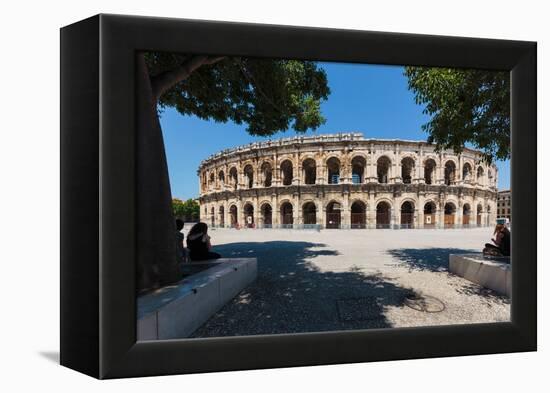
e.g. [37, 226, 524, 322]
[188, 227, 510, 338]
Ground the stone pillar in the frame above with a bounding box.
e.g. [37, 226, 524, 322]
[457, 200, 463, 228]
[368, 194, 376, 229]
[342, 192, 350, 229]
[292, 196, 299, 228]
[320, 203, 326, 229]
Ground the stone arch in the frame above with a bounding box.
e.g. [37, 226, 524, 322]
[444, 201, 457, 227]
[302, 201, 317, 225]
[229, 204, 238, 227]
[218, 205, 225, 228]
[218, 169, 225, 186]
[476, 203, 483, 226]
[477, 166, 485, 184]
[424, 200, 437, 227]
[424, 158, 437, 184]
[401, 156, 415, 184]
[326, 156, 341, 184]
[377, 155, 391, 183]
[210, 206, 215, 227]
[260, 161, 273, 187]
[260, 202, 273, 227]
[351, 155, 367, 184]
[444, 160, 457, 185]
[280, 201, 294, 226]
[376, 200, 392, 228]
[462, 203, 472, 225]
[243, 202, 254, 227]
[350, 200, 367, 229]
[400, 200, 415, 227]
[302, 157, 317, 185]
[243, 164, 254, 189]
[209, 172, 215, 188]
[228, 167, 238, 190]
[462, 162, 473, 182]
[280, 159, 293, 186]
[325, 200, 342, 229]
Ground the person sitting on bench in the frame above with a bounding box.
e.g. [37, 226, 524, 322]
[186, 222, 221, 261]
[483, 223, 510, 257]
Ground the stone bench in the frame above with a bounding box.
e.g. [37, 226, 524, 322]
[449, 253, 511, 297]
[137, 258, 257, 341]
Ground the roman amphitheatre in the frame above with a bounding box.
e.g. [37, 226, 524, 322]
[198, 133, 498, 229]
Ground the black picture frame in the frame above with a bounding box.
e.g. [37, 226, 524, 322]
[60, 14, 536, 379]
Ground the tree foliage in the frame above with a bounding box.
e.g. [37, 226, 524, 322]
[404, 67, 510, 162]
[172, 198, 199, 221]
[145, 53, 331, 135]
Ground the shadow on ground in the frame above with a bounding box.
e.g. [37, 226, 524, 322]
[190, 241, 414, 338]
[387, 247, 478, 272]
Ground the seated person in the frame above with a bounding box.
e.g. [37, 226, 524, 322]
[186, 222, 221, 261]
[175, 219, 187, 263]
[483, 224, 511, 257]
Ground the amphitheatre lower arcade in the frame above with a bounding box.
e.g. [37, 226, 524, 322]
[197, 133, 498, 229]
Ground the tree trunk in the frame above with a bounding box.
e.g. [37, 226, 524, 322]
[136, 53, 180, 292]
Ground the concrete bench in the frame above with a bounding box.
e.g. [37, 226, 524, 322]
[137, 258, 257, 341]
[449, 253, 511, 297]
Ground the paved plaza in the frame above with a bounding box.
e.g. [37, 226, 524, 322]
[188, 227, 510, 337]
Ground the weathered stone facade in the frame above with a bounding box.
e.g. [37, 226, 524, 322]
[197, 133, 498, 229]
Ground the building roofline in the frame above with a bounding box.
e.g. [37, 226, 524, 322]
[197, 132, 490, 169]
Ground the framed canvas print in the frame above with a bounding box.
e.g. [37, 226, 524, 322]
[60, 14, 536, 379]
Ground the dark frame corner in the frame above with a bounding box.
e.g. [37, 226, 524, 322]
[61, 14, 537, 379]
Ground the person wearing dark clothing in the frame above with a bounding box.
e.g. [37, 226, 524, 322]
[186, 222, 221, 261]
[483, 224, 511, 257]
[175, 219, 186, 263]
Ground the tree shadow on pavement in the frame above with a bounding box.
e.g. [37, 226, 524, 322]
[387, 247, 478, 272]
[190, 241, 414, 338]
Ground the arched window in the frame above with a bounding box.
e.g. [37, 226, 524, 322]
[350, 201, 366, 229]
[281, 202, 294, 226]
[261, 203, 272, 227]
[327, 157, 340, 184]
[209, 172, 215, 188]
[280, 160, 293, 186]
[477, 166, 484, 185]
[243, 203, 254, 227]
[218, 170, 225, 186]
[351, 156, 366, 184]
[229, 167, 238, 190]
[424, 201, 436, 227]
[444, 161, 456, 185]
[229, 205, 238, 227]
[243, 165, 254, 189]
[376, 201, 391, 228]
[326, 201, 342, 229]
[424, 159, 436, 184]
[302, 158, 316, 185]
[400, 201, 414, 228]
[462, 163, 472, 182]
[210, 206, 215, 227]
[218, 206, 225, 227]
[476, 204, 483, 226]
[261, 162, 272, 187]
[401, 157, 415, 184]
[463, 203, 471, 226]
[444, 202, 456, 227]
[302, 202, 317, 225]
[377, 156, 391, 183]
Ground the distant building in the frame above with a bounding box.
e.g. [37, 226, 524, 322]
[197, 133, 498, 229]
[497, 189, 511, 221]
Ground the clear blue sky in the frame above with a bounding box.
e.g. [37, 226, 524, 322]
[160, 62, 510, 200]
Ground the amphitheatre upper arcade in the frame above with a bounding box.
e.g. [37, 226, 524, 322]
[197, 133, 498, 229]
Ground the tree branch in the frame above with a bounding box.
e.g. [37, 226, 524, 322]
[151, 55, 225, 101]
